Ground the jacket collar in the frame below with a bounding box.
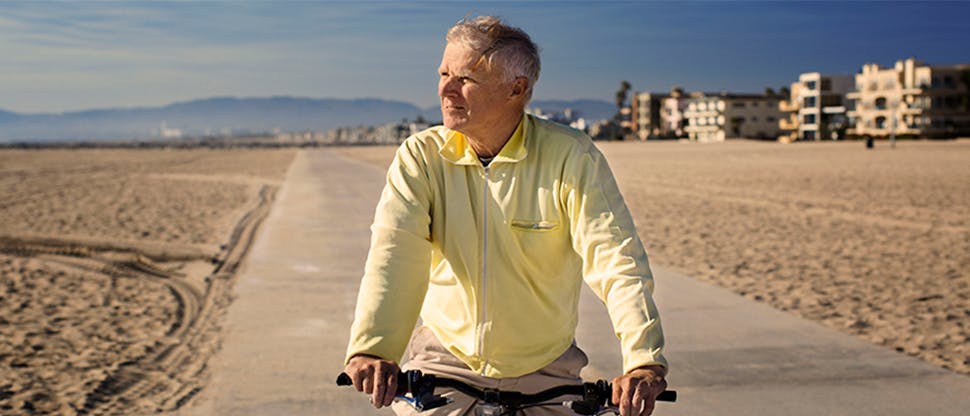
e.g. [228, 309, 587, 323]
[440, 114, 529, 165]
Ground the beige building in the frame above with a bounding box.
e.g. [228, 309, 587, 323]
[684, 92, 784, 142]
[631, 92, 666, 140]
[632, 87, 691, 140]
[846, 58, 970, 138]
[779, 72, 854, 142]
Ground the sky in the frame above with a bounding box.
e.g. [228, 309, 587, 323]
[2, 0, 969, 114]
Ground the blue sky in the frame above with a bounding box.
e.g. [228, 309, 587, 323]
[2, 1, 969, 113]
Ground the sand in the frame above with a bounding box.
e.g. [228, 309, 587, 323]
[0, 148, 296, 415]
[335, 139, 969, 376]
[2, 139, 966, 414]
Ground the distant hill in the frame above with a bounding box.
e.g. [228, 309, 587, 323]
[0, 96, 614, 143]
[0, 97, 424, 142]
[422, 99, 614, 125]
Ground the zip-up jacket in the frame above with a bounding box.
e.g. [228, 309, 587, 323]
[346, 113, 667, 378]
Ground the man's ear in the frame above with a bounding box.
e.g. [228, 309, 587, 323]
[510, 76, 529, 98]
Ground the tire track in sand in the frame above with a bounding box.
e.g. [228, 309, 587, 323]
[0, 185, 278, 415]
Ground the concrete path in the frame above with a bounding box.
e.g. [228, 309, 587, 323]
[185, 149, 391, 415]
[188, 148, 970, 415]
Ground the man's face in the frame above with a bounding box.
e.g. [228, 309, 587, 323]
[438, 42, 515, 139]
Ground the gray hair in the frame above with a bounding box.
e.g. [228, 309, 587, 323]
[446, 15, 541, 99]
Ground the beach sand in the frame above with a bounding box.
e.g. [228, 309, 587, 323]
[0, 148, 296, 415]
[336, 139, 969, 376]
[2, 139, 967, 414]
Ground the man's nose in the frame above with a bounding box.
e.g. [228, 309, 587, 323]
[439, 77, 458, 97]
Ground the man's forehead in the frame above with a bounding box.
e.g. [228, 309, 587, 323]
[441, 43, 489, 73]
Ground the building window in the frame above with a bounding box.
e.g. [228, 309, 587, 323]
[751, 116, 759, 122]
[806, 81, 817, 90]
[732, 102, 746, 108]
[821, 79, 831, 91]
[803, 114, 817, 124]
[803, 130, 816, 140]
[875, 116, 887, 129]
[804, 96, 817, 107]
[767, 116, 776, 122]
[875, 97, 887, 110]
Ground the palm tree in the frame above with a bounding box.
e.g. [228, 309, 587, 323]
[779, 86, 791, 100]
[615, 80, 631, 117]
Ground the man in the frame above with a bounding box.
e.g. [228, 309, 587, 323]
[343, 16, 668, 416]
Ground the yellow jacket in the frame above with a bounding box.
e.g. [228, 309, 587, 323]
[347, 114, 667, 378]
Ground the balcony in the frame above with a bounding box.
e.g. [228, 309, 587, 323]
[779, 101, 799, 112]
[779, 118, 798, 130]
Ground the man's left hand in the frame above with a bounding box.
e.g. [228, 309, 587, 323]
[611, 365, 667, 416]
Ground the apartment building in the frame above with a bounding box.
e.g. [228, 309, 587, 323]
[631, 92, 666, 140]
[632, 88, 692, 139]
[661, 88, 689, 138]
[846, 57, 970, 138]
[684, 92, 784, 142]
[779, 72, 854, 141]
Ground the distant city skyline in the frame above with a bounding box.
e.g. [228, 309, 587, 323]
[2, 1, 969, 114]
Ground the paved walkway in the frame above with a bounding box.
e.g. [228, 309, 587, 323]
[187, 148, 970, 415]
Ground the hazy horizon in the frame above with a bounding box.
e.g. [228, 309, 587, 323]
[4, 1, 970, 113]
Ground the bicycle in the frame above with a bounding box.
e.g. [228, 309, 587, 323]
[337, 369, 676, 415]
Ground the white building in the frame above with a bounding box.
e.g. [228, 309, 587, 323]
[846, 57, 970, 138]
[660, 88, 690, 138]
[792, 72, 854, 141]
[684, 93, 784, 142]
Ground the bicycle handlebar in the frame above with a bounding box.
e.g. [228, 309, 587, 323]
[337, 370, 676, 414]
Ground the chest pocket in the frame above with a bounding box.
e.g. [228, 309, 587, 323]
[508, 219, 564, 258]
[510, 220, 559, 231]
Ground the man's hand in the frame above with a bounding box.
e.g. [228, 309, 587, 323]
[343, 354, 401, 408]
[611, 365, 667, 416]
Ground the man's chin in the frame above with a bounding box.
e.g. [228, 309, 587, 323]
[441, 117, 465, 131]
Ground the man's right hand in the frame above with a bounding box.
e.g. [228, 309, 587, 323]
[343, 354, 401, 408]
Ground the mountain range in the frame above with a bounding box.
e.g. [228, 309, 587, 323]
[0, 96, 614, 143]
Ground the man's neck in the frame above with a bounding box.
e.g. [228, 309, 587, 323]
[464, 112, 522, 158]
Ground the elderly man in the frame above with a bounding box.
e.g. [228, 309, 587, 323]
[343, 16, 668, 416]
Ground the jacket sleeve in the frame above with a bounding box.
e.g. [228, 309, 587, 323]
[564, 147, 668, 374]
[345, 139, 433, 364]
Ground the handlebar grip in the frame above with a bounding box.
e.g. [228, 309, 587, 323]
[657, 390, 677, 402]
[336, 372, 352, 386]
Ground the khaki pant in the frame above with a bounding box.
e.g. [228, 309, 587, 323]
[391, 326, 589, 416]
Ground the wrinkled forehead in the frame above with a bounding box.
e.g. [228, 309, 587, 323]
[440, 42, 493, 74]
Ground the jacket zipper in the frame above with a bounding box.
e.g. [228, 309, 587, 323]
[477, 164, 490, 375]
